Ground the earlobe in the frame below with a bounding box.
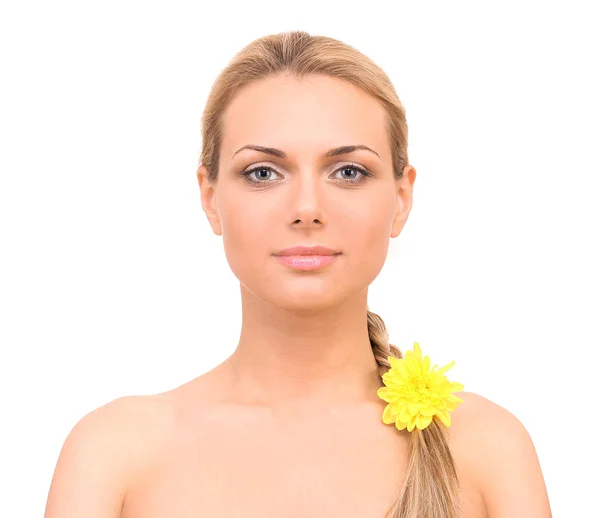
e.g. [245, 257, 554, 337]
[197, 165, 223, 236]
[390, 213, 408, 239]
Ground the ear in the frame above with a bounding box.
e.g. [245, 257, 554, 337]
[391, 164, 416, 238]
[196, 165, 223, 236]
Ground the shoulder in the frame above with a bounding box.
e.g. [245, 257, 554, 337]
[448, 390, 532, 461]
[45, 395, 177, 517]
[448, 390, 538, 465]
[449, 391, 552, 517]
[84, 394, 180, 472]
[60, 393, 177, 476]
[73, 394, 178, 449]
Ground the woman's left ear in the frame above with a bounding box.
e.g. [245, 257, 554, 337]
[390, 164, 416, 238]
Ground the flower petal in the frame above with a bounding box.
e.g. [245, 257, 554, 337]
[377, 387, 393, 403]
[448, 382, 465, 392]
[436, 408, 452, 427]
[399, 405, 412, 422]
[419, 406, 437, 416]
[395, 416, 408, 431]
[395, 361, 411, 378]
[413, 342, 423, 360]
[388, 356, 403, 369]
[382, 404, 397, 424]
[434, 360, 456, 376]
[416, 414, 433, 430]
[408, 402, 421, 415]
[422, 355, 431, 376]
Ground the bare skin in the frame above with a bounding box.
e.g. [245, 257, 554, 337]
[118, 374, 489, 518]
[45, 74, 551, 517]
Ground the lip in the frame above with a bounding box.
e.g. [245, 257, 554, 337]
[272, 245, 341, 271]
[273, 245, 340, 256]
[274, 254, 340, 270]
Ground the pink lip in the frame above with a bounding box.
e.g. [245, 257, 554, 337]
[274, 254, 340, 270]
[274, 245, 339, 256]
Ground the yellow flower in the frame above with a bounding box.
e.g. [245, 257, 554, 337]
[376, 342, 464, 432]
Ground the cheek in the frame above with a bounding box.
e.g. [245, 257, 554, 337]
[347, 196, 393, 246]
[322, 201, 392, 290]
[219, 200, 268, 282]
[350, 218, 392, 282]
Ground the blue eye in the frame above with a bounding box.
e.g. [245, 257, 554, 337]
[240, 163, 373, 185]
[335, 164, 371, 183]
[241, 166, 280, 183]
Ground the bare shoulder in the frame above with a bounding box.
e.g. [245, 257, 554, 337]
[45, 394, 177, 518]
[448, 391, 530, 462]
[78, 393, 179, 453]
[449, 391, 552, 517]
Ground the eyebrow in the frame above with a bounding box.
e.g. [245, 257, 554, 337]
[231, 144, 381, 160]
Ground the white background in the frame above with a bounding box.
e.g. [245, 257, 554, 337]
[1, 1, 598, 516]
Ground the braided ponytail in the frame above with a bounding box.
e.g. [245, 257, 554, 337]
[368, 310, 462, 518]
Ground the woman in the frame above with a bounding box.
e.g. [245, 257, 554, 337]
[45, 31, 551, 518]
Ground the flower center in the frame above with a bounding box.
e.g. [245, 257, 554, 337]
[414, 379, 429, 396]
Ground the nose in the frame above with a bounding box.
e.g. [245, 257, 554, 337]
[288, 170, 326, 228]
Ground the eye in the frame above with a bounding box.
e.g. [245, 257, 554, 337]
[333, 163, 373, 183]
[240, 165, 282, 184]
[240, 163, 373, 185]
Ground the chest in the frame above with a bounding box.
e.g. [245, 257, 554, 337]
[121, 405, 486, 518]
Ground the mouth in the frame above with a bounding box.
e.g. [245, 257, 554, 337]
[273, 253, 341, 271]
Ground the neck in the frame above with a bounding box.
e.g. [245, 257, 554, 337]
[221, 284, 383, 412]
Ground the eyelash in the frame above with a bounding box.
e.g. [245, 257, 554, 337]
[240, 163, 373, 186]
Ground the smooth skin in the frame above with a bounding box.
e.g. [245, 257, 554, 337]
[45, 74, 551, 518]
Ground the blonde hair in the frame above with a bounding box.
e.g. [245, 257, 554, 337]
[198, 30, 461, 518]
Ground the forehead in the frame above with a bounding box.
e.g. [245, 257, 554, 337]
[221, 74, 390, 161]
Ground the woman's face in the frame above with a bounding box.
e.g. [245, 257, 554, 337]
[198, 73, 415, 312]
